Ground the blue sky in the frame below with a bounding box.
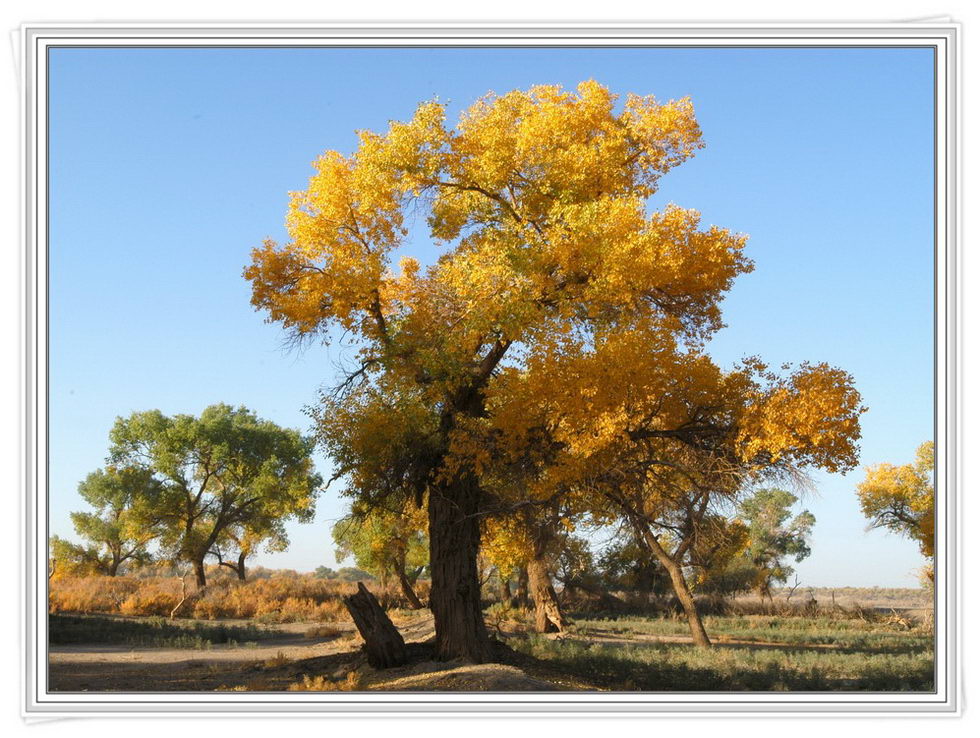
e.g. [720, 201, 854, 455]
[48, 46, 934, 586]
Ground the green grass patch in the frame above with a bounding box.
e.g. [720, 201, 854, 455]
[517, 613, 934, 691]
[49, 613, 284, 649]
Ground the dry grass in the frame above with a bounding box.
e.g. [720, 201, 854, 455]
[305, 624, 344, 639]
[263, 650, 292, 668]
[49, 573, 381, 622]
[287, 671, 363, 692]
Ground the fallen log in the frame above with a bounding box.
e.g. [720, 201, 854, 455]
[343, 581, 408, 669]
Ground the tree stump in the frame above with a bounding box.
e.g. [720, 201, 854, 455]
[343, 582, 408, 669]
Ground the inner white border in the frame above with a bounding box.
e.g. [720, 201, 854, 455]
[23, 23, 960, 717]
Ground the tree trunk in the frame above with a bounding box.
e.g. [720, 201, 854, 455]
[427, 472, 493, 662]
[635, 524, 711, 647]
[500, 575, 512, 604]
[193, 558, 207, 589]
[513, 567, 530, 607]
[236, 552, 247, 582]
[343, 582, 407, 669]
[527, 554, 568, 633]
[107, 559, 120, 577]
[398, 569, 425, 610]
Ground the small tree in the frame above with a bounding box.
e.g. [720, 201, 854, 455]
[333, 504, 428, 608]
[108, 404, 322, 587]
[857, 441, 934, 579]
[53, 466, 162, 576]
[737, 488, 815, 602]
[482, 506, 575, 633]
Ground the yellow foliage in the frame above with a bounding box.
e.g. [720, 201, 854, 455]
[245, 79, 864, 547]
[856, 441, 934, 559]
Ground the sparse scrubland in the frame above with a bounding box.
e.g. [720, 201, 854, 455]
[48, 570, 933, 693]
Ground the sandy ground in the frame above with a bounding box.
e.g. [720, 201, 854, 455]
[48, 595, 932, 693]
[47, 613, 564, 692]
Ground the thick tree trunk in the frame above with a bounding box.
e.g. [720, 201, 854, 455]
[398, 570, 425, 610]
[193, 558, 208, 589]
[236, 552, 247, 582]
[343, 582, 407, 669]
[107, 559, 120, 577]
[527, 554, 568, 633]
[427, 472, 493, 662]
[635, 524, 711, 647]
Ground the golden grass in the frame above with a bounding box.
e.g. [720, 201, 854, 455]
[49, 572, 393, 622]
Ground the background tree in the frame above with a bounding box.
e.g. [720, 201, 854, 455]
[314, 566, 375, 581]
[209, 519, 287, 582]
[482, 505, 576, 633]
[332, 503, 429, 608]
[49, 536, 109, 577]
[489, 339, 862, 647]
[686, 515, 751, 596]
[857, 441, 934, 578]
[736, 488, 815, 602]
[53, 466, 162, 576]
[596, 530, 671, 596]
[108, 403, 322, 587]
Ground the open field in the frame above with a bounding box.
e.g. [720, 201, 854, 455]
[48, 576, 934, 693]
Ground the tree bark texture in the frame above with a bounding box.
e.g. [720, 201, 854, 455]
[427, 472, 493, 662]
[513, 567, 530, 608]
[500, 576, 512, 603]
[343, 581, 408, 669]
[527, 553, 568, 633]
[193, 558, 208, 589]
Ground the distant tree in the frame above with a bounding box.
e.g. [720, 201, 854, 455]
[313, 566, 337, 579]
[857, 441, 934, 579]
[737, 488, 815, 601]
[209, 519, 287, 582]
[49, 536, 103, 577]
[332, 503, 428, 608]
[53, 466, 162, 576]
[108, 404, 322, 587]
[596, 530, 671, 595]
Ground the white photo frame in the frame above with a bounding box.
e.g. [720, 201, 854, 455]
[21, 20, 961, 717]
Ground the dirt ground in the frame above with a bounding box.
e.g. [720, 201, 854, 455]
[48, 593, 933, 693]
[48, 613, 575, 692]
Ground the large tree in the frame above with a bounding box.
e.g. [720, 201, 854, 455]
[246, 80, 750, 661]
[856, 441, 934, 576]
[108, 403, 322, 587]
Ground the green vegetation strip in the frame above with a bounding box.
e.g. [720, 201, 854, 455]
[49, 614, 283, 649]
[512, 616, 934, 692]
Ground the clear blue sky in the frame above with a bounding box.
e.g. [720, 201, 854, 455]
[48, 46, 935, 586]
